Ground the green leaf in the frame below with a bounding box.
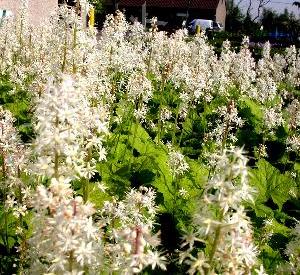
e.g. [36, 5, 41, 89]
[0, 210, 18, 249]
[240, 98, 263, 124]
[294, 162, 300, 171]
[88, 183, 111, 208]
[260, 244, 285, 273]
[250, 159, 297, 210]
[253, 203, 274, 217]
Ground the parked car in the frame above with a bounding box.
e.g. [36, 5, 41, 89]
[213, 21, 224, 31]
[188, 19, 223, 33]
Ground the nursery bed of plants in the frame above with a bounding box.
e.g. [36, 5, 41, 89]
[0, 4, 300, 275]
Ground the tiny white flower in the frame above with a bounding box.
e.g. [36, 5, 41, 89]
[179, 188, 188, 198]
[255, 264, 268, 275]
[97, 182, 107, 192]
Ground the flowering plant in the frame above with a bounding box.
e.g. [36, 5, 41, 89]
[0, 3, 299, 274]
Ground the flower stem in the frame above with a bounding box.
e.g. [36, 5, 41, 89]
[72, 22, 77, 74]
[61, 22, 68, 73]
[68, 250, 74, 272]
[208, 211, 224, 273]
[128, 119, 139, 171]
[54, 116, 59, 179]
[172, 107, 179, 146]
[83, 147, 92, 203]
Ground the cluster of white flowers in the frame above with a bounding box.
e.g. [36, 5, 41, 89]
[0, 107, 26, 175]
[99, 187, 166, 273]
[0, 106, 31, 274]
[285, 45, 300, 87]
[206, 100, 244, 148]
[29, 176, 102, 274]
[0, 106, 31, 228]
[255, 143, 268, 158]
[263, 105, 283, 133]
[99, 10, 146, 75]
[0, 3, 109, 104]
[160, 107, 172, 123]
[285, 100, 300, 153]
[284, 222, 300, 274]
[180, 148, 257, 274]
[1, 4, 299, 152]
[127, 71, 152, 103]
[286, 99, 300, 131]
[231, 37, 256, 94]
[168, 149, 190, 177]
[26, 73, 109, 273]
[32, 75, 108, 180]
[127, 71, 153, 122]
[286, 135, 300, 153]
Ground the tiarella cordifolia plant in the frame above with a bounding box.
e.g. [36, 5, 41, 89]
[1, 3, 300, 274]
[180, 148, 257, 274]
[28, 75, 164, 274]
[0, 106, 30, 258]
[32, 75, 108, 182]
[99, 187, 166, 273]
[29, 178, 102, 274]
[0, 106, 25, 184]
[28, 76, 108, 273]
[0, 106, 27, 189]
[286, 99, 300, 154]
[283, 222, 300, 274]
[168, 147, 190, 177]
[205, 100, 244, 149]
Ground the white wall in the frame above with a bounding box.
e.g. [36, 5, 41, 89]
[0, 0, 58, 25]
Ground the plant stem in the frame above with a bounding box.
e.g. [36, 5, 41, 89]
[146, 26, 156, 75]
[178, 110, 190, 146]
[72, 22, 77, 74]
[157, 77, 167, 143]
[17, 167, 25, 275]
[221, 100, 234, 151]
[54, 116, 59, 179]
[120, 104, 134, 163]
[68, 250, 74, 272]
[61, 22, 68, 73]
[54, 150, 59, 179]
[172, 107, 179, 147]
[207, 211, 224, 274]
[209, 226, 221, 264]
[128, 119, 139, 170]
[1, 153, 9, 252]
[83, 147, 92, 203]
[112, 101, 130, 156]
